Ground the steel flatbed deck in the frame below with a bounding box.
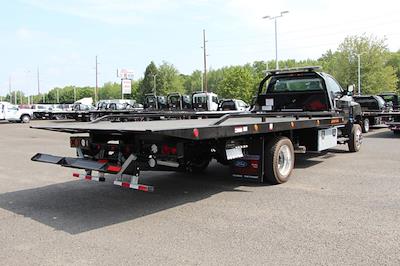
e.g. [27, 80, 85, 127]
[31, 112, 344, 140]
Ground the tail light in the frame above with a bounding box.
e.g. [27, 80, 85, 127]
[161, 144, 177, 155]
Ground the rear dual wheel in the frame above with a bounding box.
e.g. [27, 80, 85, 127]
[264, 137, 295, 185]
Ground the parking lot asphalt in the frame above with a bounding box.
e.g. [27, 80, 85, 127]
[0, 121, 399, 265]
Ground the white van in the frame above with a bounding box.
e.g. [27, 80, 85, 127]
[0, 102, 34, 123]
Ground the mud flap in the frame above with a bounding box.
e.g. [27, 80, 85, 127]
[231, 137, 265, 183]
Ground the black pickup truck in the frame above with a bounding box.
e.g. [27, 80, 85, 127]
[31, 67, 363, 192]
[353, 95, 390, 133]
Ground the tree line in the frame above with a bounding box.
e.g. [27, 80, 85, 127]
[2, 34, 399, 105]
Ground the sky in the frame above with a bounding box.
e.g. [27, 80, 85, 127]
[0, 0, 399, 96]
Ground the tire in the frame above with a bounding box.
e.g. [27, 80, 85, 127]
[20, 115, 31, 123]
[264, 137, 295, 185]
[348, 124, 362, 152]
[362, 118, 370, 133]
[187, 158, 210, 173]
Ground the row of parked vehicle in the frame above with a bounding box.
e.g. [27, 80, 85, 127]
[142, 92, 250, 112]
[353, 92, 399, 133]
[0, 102, 72, 123]
[0, 92, 251, 123]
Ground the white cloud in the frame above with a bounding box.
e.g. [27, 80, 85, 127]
[23, 0, 184, 25]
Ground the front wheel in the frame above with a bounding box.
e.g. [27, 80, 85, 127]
[362, 118, 370, 133]
[20, 115, 31, 123]
[348, 124, 362, 152]
[264, 137, 295, 184]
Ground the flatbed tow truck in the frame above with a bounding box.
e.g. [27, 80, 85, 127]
[31, 67, 363, 192]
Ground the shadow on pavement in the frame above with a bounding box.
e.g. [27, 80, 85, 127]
[0, 163, 250, 235]
[0, 151, 332, 235]
[364, 129, 399, 139]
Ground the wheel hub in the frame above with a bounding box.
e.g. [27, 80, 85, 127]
[278, 145, 292, 177]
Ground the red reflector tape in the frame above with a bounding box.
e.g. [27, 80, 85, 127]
[138, 185, 148, 192]
[107, 165, 122, 172]
[193, 128, 199, 138]
[121, 182, 131, 188]
[73, 173, 80, 178]
[85, 175, 92, 180]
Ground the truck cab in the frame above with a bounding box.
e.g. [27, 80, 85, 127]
[0, 101, 34, 123]
[167, 93, 192, 110]
[254, 67, 361, 121]
[143, 94, 167, 110]
[192, 92, 219, 111]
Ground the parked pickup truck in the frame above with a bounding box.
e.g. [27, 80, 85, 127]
[0, 102, 34, 123]
[379, 92, 399, 110]
[353, 95, 391, 133]
[31, 67, 363, 192]
[218, 99, 250, 111]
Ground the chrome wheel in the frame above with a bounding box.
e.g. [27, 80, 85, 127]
[355, 127, 362, 149]
[277, 144, 292, 177]
[363, 119, 370, 133]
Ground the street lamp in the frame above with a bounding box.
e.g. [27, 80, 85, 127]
[262, 10, 289, 70]
[152, 74, 158, 109]
[355, 52, 366, 95]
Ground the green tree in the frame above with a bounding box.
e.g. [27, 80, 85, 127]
[183, 70, 202, 94]
[99, 82, 121, 99]
[157, 61, 184, 95]
[320, 35, 397, 94]
[218, 65, 255, 102]
[386, 50, 400, 93]
[138, 61, 158, 101]
[207, 68, 225, 93]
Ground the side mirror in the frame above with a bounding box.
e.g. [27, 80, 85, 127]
[346, 84, 355, 95]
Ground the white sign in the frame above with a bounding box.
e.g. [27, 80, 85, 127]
[121, 79, 132, 94]
[117, 68, 134, 79]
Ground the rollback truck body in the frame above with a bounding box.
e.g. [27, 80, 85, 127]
[31, 67, 363, 192]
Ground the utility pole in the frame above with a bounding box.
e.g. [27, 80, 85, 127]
[9, 76, 12, 103]
[37, 67, 45, 103]
[202, 29, 208, 92]
[37, 67, 40, 95]
[95, 55, 99, 103]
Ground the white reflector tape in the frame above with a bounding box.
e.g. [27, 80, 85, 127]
[113, 181, 154, 192]
[72, 173, 105, 182]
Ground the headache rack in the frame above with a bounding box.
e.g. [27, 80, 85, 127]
[266, 66, 322, 75]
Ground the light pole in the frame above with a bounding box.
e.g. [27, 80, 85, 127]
[355, 52, 366, 95]
[153, 74, 158, 109]
[262, 11, 289, 70]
